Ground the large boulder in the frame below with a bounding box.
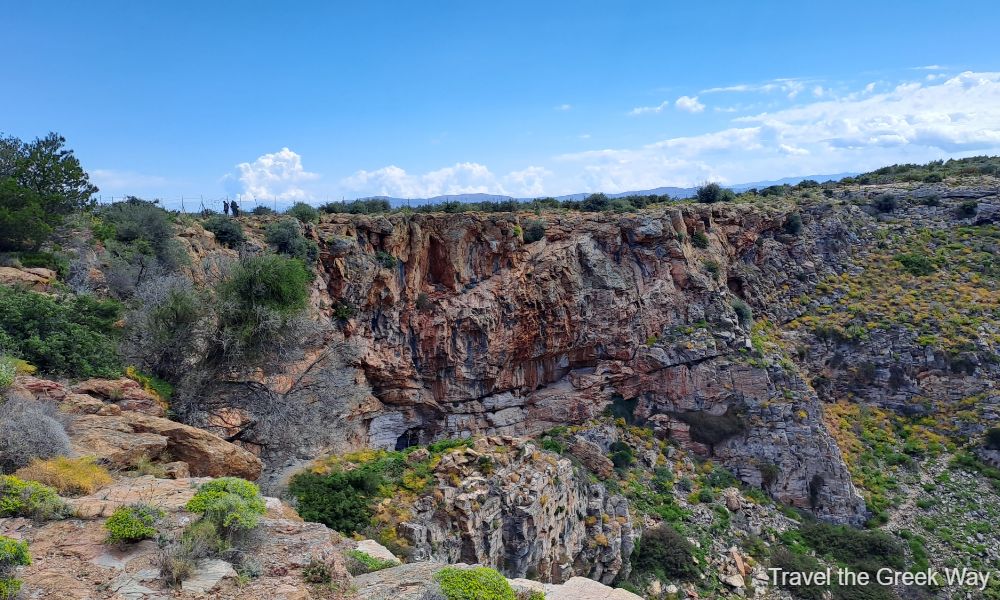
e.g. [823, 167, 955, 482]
[70, 414, 170, 468]
[72, 378, 166, 417]
[0, 266, 56, 292]
[67, 411, 262, 480]
[125, 413, 262, 480]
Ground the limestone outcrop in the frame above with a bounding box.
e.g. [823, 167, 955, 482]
[398, 436, 635, 583]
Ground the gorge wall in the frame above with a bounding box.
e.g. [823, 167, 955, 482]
[305, 201, 869, 524]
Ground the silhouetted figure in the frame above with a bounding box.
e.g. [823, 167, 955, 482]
[223, 200, 230, 216]
[230, 200, 240, 217]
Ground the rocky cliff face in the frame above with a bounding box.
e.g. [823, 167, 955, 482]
[306, 203, 868, 523]
[399, 436, 634, 583]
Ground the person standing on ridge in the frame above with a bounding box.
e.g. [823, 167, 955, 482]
[223, 200, 230, 216]
[230, 200, 240, 217]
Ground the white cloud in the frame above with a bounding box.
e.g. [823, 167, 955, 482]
[701, 78, 810, 98]
[628, 100, 671, 115]
[915, 65, 946, 71]
[341, 162, 551, 198]
[675, 95, 705, 113]
[553, 71, 1000, 190]
[225, 147, 319, 200]
[555, 103, 573, 111]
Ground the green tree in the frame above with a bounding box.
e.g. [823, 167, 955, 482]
[697, 182, 735, 203]
[0, 132, 98, 251]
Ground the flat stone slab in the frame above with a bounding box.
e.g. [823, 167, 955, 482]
[355, 539, 398, 563]
[181, 558, 237, 594]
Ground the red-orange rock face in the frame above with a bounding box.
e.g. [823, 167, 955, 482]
[307, 204, 867, 523]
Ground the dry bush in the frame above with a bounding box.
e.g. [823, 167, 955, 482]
[0, 397, 70, 473]
[15, 456, 112, 496]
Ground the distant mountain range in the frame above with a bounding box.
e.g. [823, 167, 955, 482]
[357, 172, 858, 208]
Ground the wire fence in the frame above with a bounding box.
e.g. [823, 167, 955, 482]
[93, 194, 332, 214]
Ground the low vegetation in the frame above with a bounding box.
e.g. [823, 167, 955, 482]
[15, 456, 112, 496]
[344, 549, 399, 575]
[0, 475, 65, 520]
[0, 285, 122, 378]
[0, 535, 30, 600]
[202, 215, 246, 248]
[185, 477, 267, 533]
[105, 503, 163, 544]
[433, 566, 516, 600]
[0, 397, 71, 473]
[631, 524, 700, 582]
[264, 218, 318, 262]
[161, 477, 266, 587]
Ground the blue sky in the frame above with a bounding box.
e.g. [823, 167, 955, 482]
[5, 1, 1000, 206]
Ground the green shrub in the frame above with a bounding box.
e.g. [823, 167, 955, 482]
[202, 215, 246, 248]
[609, 441, 635, 471]
[732, 299, 753, 325]
[956, 200, 979, 218]
[416, 292, 432, 310]
[434, 566, 516, 600]
[96, 199, 185, 266]
[784, 212, 803, 235]
[0, 475, 65, 520]
[185, 478, 266, 532]
[251, 205, 275, 216]
[0, 535, 30, 600]
[0, 286, 122, 378]
[105, 503, 162, 544]
[122, 276, 209, 383]
[264, 219, 318, 262]
[0, 356, 14, 390]
[344, 549, 399, 575]
[797, 521, 904, 573]
[333, 301, 356, 320]
[987, 427, 1000, 450]
[894, 252, 935, 276]
[288, 470, 379, 534]
[770, 548, 824, 599]
[632, 524, 699, 581]
[216, 253, 310, 360]
[375, 250, 397, 269]
[14, 251, 69, 278]
[703, 259, 720, 279]
[286, 202, 320, 223]
[522, 219, 546, 243]
[872, 195, 897, 212]
[691, 231, 709, 249]
[696, 182, 735, 204]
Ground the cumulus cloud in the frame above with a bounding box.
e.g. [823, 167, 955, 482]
[675, 95, 705, 113]
[555, 71, 1000, 189]
[224, 147, 319, 200]
[341, 162, 551, 198]
[555, 103, 573, 111]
